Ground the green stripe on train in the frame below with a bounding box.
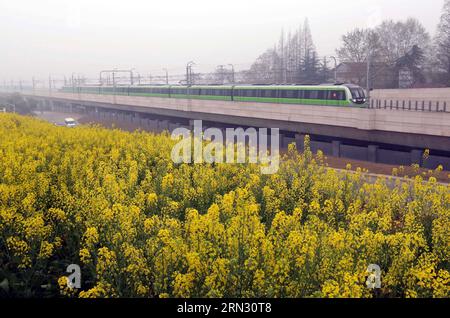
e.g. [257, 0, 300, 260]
[59, 88, 355, 107]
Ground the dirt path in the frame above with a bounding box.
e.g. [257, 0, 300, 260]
[322, 156, 449, 184]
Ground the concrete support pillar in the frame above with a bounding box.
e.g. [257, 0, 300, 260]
[180, 125, 192, 131]
[148, 119, 158, 131]
[332, 141, 341, 157]
[295, 134, 306, 152]
[188, 119, 195, 129]
[168, 123, 180, 133]
[281, 134, 295, 149]
[411, 149, 423, 166]
[368, 145, 378, 163]
[158, 120, 169, 131]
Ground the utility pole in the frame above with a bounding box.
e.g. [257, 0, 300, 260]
[217, 65, 225, 84]
[163, 68, 169, 85]
[77, 74, 81, 99]
[328, 56, 337, 83]
[228, 64, 235, 84]
[366, 49, 371, 103]
[186, 65, 189, 85]
[71, 73, 75, 94]
[186, 61, 195, 85]
[112, 70, 117, 104]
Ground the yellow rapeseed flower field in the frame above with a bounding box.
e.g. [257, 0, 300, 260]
[0, 113, 448, 298]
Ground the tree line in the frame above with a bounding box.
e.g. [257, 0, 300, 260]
[241, 0, 450, 88]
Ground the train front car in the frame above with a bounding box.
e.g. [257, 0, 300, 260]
[344, 84, 367, 106]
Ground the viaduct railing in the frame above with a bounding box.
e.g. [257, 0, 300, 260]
[369, 98, 449, 112]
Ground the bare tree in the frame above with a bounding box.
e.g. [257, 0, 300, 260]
[336, 28, 381, 63]
[246, 18, 321, 84]
[376, 18, 431, 65]
[435, 0, 450, 85]
[245, 49, 278, 83]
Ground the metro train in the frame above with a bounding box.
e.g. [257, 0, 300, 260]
[60, 84, 367, 107]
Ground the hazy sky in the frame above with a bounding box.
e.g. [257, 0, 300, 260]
[0, 0, 445, 82]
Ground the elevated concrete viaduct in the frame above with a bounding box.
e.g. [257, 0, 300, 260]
[2, 90, 449, 170]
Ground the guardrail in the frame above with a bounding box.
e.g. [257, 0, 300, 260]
[369, 99, 449, 112]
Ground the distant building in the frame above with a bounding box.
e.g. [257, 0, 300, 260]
[335, 62, 366, 86]
[398, 67, 414, 89]
[335, 62, 406, 89]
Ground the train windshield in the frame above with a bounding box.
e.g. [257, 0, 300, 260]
[350, 88, 366, 99]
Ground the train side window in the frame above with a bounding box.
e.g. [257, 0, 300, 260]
[329, 90, 345, 100]
[286, 90, 296, 98]
[263, 90, 271, 98]
[310, 90, 319, 99]
[329, 91, 335, 100]
[304, 90, 311, 99]
[329, 90, 338, 100]
[317, 90, 325, 100]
